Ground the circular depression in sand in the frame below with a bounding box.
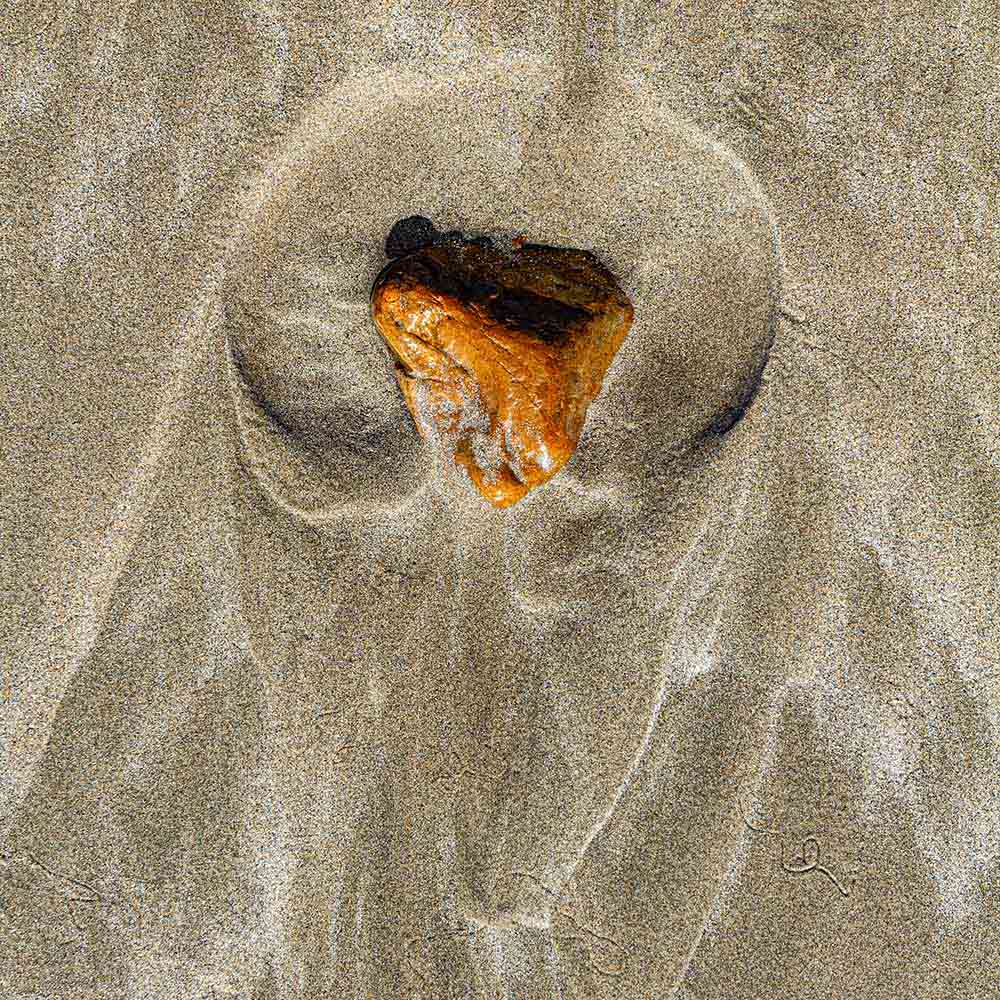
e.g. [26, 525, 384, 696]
[221, 47, 784, 521]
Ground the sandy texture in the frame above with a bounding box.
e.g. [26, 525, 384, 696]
[1, 3, 998, 998]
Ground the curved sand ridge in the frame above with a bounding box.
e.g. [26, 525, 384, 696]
[223, 46, 786, 523]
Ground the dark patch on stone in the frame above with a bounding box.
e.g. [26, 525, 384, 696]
[481, 286, 591, 344]
[405, 254, 591, 345]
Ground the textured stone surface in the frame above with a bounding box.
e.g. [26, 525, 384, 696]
[370, 228, 634, 507]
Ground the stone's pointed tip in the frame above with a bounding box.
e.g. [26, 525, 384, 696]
[489, 495, 522, 510]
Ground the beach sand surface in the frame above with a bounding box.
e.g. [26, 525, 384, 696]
[1, 3, 997, 997]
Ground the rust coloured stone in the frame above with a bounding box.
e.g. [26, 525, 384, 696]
[370, 224, 634, 508]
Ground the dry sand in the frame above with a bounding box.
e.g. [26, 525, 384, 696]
[1, 3, 998, 998]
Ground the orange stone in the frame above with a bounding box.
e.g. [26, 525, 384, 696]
[370, 231, 634, 508]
